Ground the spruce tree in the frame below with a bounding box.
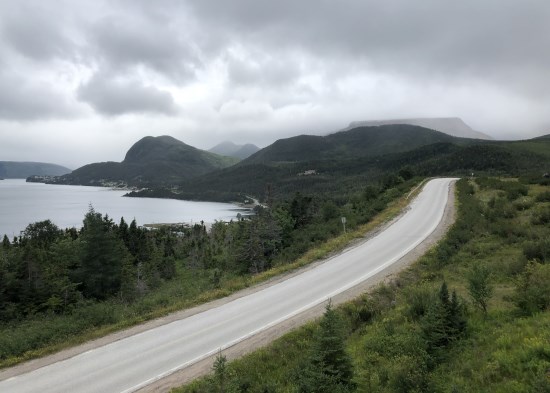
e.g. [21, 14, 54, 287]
[299, 301, 354, 393]
[77, 207, 127, 299]
[449, 290, 467, 337]
[212, 351, 229, 393]
[422, 282, 467, 360]
[2, 234, 10, 249]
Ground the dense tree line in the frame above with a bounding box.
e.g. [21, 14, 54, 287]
[0, 208, 177, 321]
[173, 173, 415, 281]
[0, 173, 411, 324]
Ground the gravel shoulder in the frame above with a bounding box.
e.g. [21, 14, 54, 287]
[0, 181, 457, 392]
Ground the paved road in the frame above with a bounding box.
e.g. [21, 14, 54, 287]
[0, 178, 455, 393]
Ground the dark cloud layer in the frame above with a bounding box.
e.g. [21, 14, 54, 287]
[0, 72, 78, 121]
[188, 0, 550, 98]
[77, 73, 177, 116]
[0, 0, 549, 166]
[88, 14, 199, 82]
[0, 1, 78, 61]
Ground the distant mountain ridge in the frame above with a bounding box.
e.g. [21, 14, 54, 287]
[0, 161, 71, 178]
[51, 135, 239, 187]
[243, 124, 462, 165]
[343, 117, 492, 140]
[209, 141, 260, 159]
[129, 126, 549, 203]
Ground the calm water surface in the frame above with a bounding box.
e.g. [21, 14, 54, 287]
[0, 179, 244, 238]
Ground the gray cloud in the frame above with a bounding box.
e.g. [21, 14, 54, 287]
[225, 49, 302, 88]
[77, 72, 178, 116]
[0, 0, 549, 167]
[0, 72, 79, 121]
[188, 0, 550, 99]
[0, 1, 81, 62]
[87, 13, 199, 82]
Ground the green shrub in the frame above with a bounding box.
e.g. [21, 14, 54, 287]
[404, 284, 435, 321]
[504, 183, 529, 201]
[341, 295, 378, 331]
[531, 206, 550, 225]
[388, 355, 428, 393]
[467, 264, 493, 314]
[487, 197, 516, 220]
[515, 262, 550, 315]
[522, 239, 550, 263]
[476, 178, 528, 201]
[513, 198, 533, 211]
[535, 190, 550, 202]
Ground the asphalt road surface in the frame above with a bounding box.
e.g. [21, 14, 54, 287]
[0, 178, 456, 393]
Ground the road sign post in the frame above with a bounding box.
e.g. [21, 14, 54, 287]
[341, 216, 347, 233]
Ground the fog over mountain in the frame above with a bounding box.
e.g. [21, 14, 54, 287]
[343, 118, 493, 140]
[0, 1, 549, 168]
[209, 141, 260, 159]
[0, 162, 71, 179]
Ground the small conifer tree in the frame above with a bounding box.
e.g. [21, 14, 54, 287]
[299, 301, 354, 392]
[422, 282, 467, 360]
[212, 350, 228, 393]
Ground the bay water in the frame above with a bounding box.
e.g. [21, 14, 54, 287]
[0, 179, 245, 239]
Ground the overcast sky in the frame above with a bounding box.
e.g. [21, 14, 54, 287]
[1, 0, 549, 169]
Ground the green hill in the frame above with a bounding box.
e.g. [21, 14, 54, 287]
[0, 161, 71, 178]
[129, 127, 550, 203]
[53, 135, 239, 187]
[243, 124, 460, 164]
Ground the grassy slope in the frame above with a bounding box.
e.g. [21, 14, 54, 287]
[177, 179, 550, 393]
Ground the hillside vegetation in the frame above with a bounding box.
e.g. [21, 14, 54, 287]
[130, 127, 550, 203]
[243, 125, 460, 164]
[51, 135, 239, 187]
[177, 177, 550, 393]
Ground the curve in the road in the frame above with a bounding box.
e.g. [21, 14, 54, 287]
[0, 178, 456, 393]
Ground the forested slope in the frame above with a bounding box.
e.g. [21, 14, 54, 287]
[51, 135, 239, 187]
[129, 136, 550, 203]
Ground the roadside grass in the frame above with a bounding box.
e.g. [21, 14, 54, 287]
[430, 312, 550, 392]
[0, 180, 419, 370]
[175, 178, 550, 393]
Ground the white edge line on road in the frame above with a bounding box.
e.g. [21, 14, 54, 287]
[121, 180, 453, 393]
